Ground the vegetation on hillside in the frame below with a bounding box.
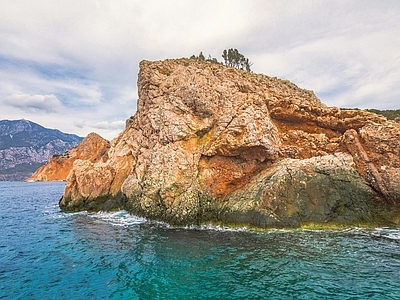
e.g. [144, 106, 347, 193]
[0, 162, 44, 175]
[341, 108, 400, 122]
[190, 48, 252, 72]
[366, 109, 400, 122]
[222, 48, 253, 72]
[190, 52, 219, 64]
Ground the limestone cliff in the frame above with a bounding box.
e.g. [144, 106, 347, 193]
[28, 133, 110, 181]
[60, 58, 400, 228]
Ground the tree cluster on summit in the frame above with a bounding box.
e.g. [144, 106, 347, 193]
[190, 48, 253, 72]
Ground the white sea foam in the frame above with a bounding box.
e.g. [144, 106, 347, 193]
[371, 227, 400, 240]
[184, 224, 249, 232]
[87, 210, 147, 227]
[133, 220, 249, 232]
[345, 227, 400, 240]
[57, 209, 245, 231]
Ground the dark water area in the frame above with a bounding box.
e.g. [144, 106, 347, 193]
[1, 181, 400, 299]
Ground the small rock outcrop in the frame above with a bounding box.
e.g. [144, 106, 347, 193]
[60, 59, 400, 228]
[28, 133, 110, 181]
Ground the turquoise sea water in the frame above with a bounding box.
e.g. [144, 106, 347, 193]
[1, 181, 400, 299]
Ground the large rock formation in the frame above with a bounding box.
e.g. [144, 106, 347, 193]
[60, 59, 400, 228]
[0, 119, 83, 181]
[28, 133, 110, 181]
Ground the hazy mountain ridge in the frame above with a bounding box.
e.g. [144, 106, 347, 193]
[0, 119, 83, 181]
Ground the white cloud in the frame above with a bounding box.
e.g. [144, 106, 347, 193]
[250, 2, 400, 109]
[92, 120, 125, 130]
[73, 120, 86, 129]
[4, 93, 63, 113]
[0, 0, 399, 140]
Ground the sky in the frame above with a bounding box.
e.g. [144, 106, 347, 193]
[1, 0, 399, 140]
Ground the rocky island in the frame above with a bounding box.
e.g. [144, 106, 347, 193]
[60, 58, 400, 229]
[28, 133, 110, 181]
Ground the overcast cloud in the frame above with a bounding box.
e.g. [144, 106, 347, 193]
[0, 0, 399, 139]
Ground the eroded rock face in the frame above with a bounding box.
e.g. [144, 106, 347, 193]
[220, 153, 395, 228]
[60, 59, 400, 228]
[29, 133, 110, 181]
[343, 123, 400, 204]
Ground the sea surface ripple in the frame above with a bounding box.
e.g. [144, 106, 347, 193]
[1, 181, 400, 299]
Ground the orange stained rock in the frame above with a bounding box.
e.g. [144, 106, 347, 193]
[28, 132, 110, 181]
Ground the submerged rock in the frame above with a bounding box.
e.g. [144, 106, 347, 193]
[60, 58, 400, 228]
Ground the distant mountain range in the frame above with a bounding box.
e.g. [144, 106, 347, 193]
[0, 119, 83, 181]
